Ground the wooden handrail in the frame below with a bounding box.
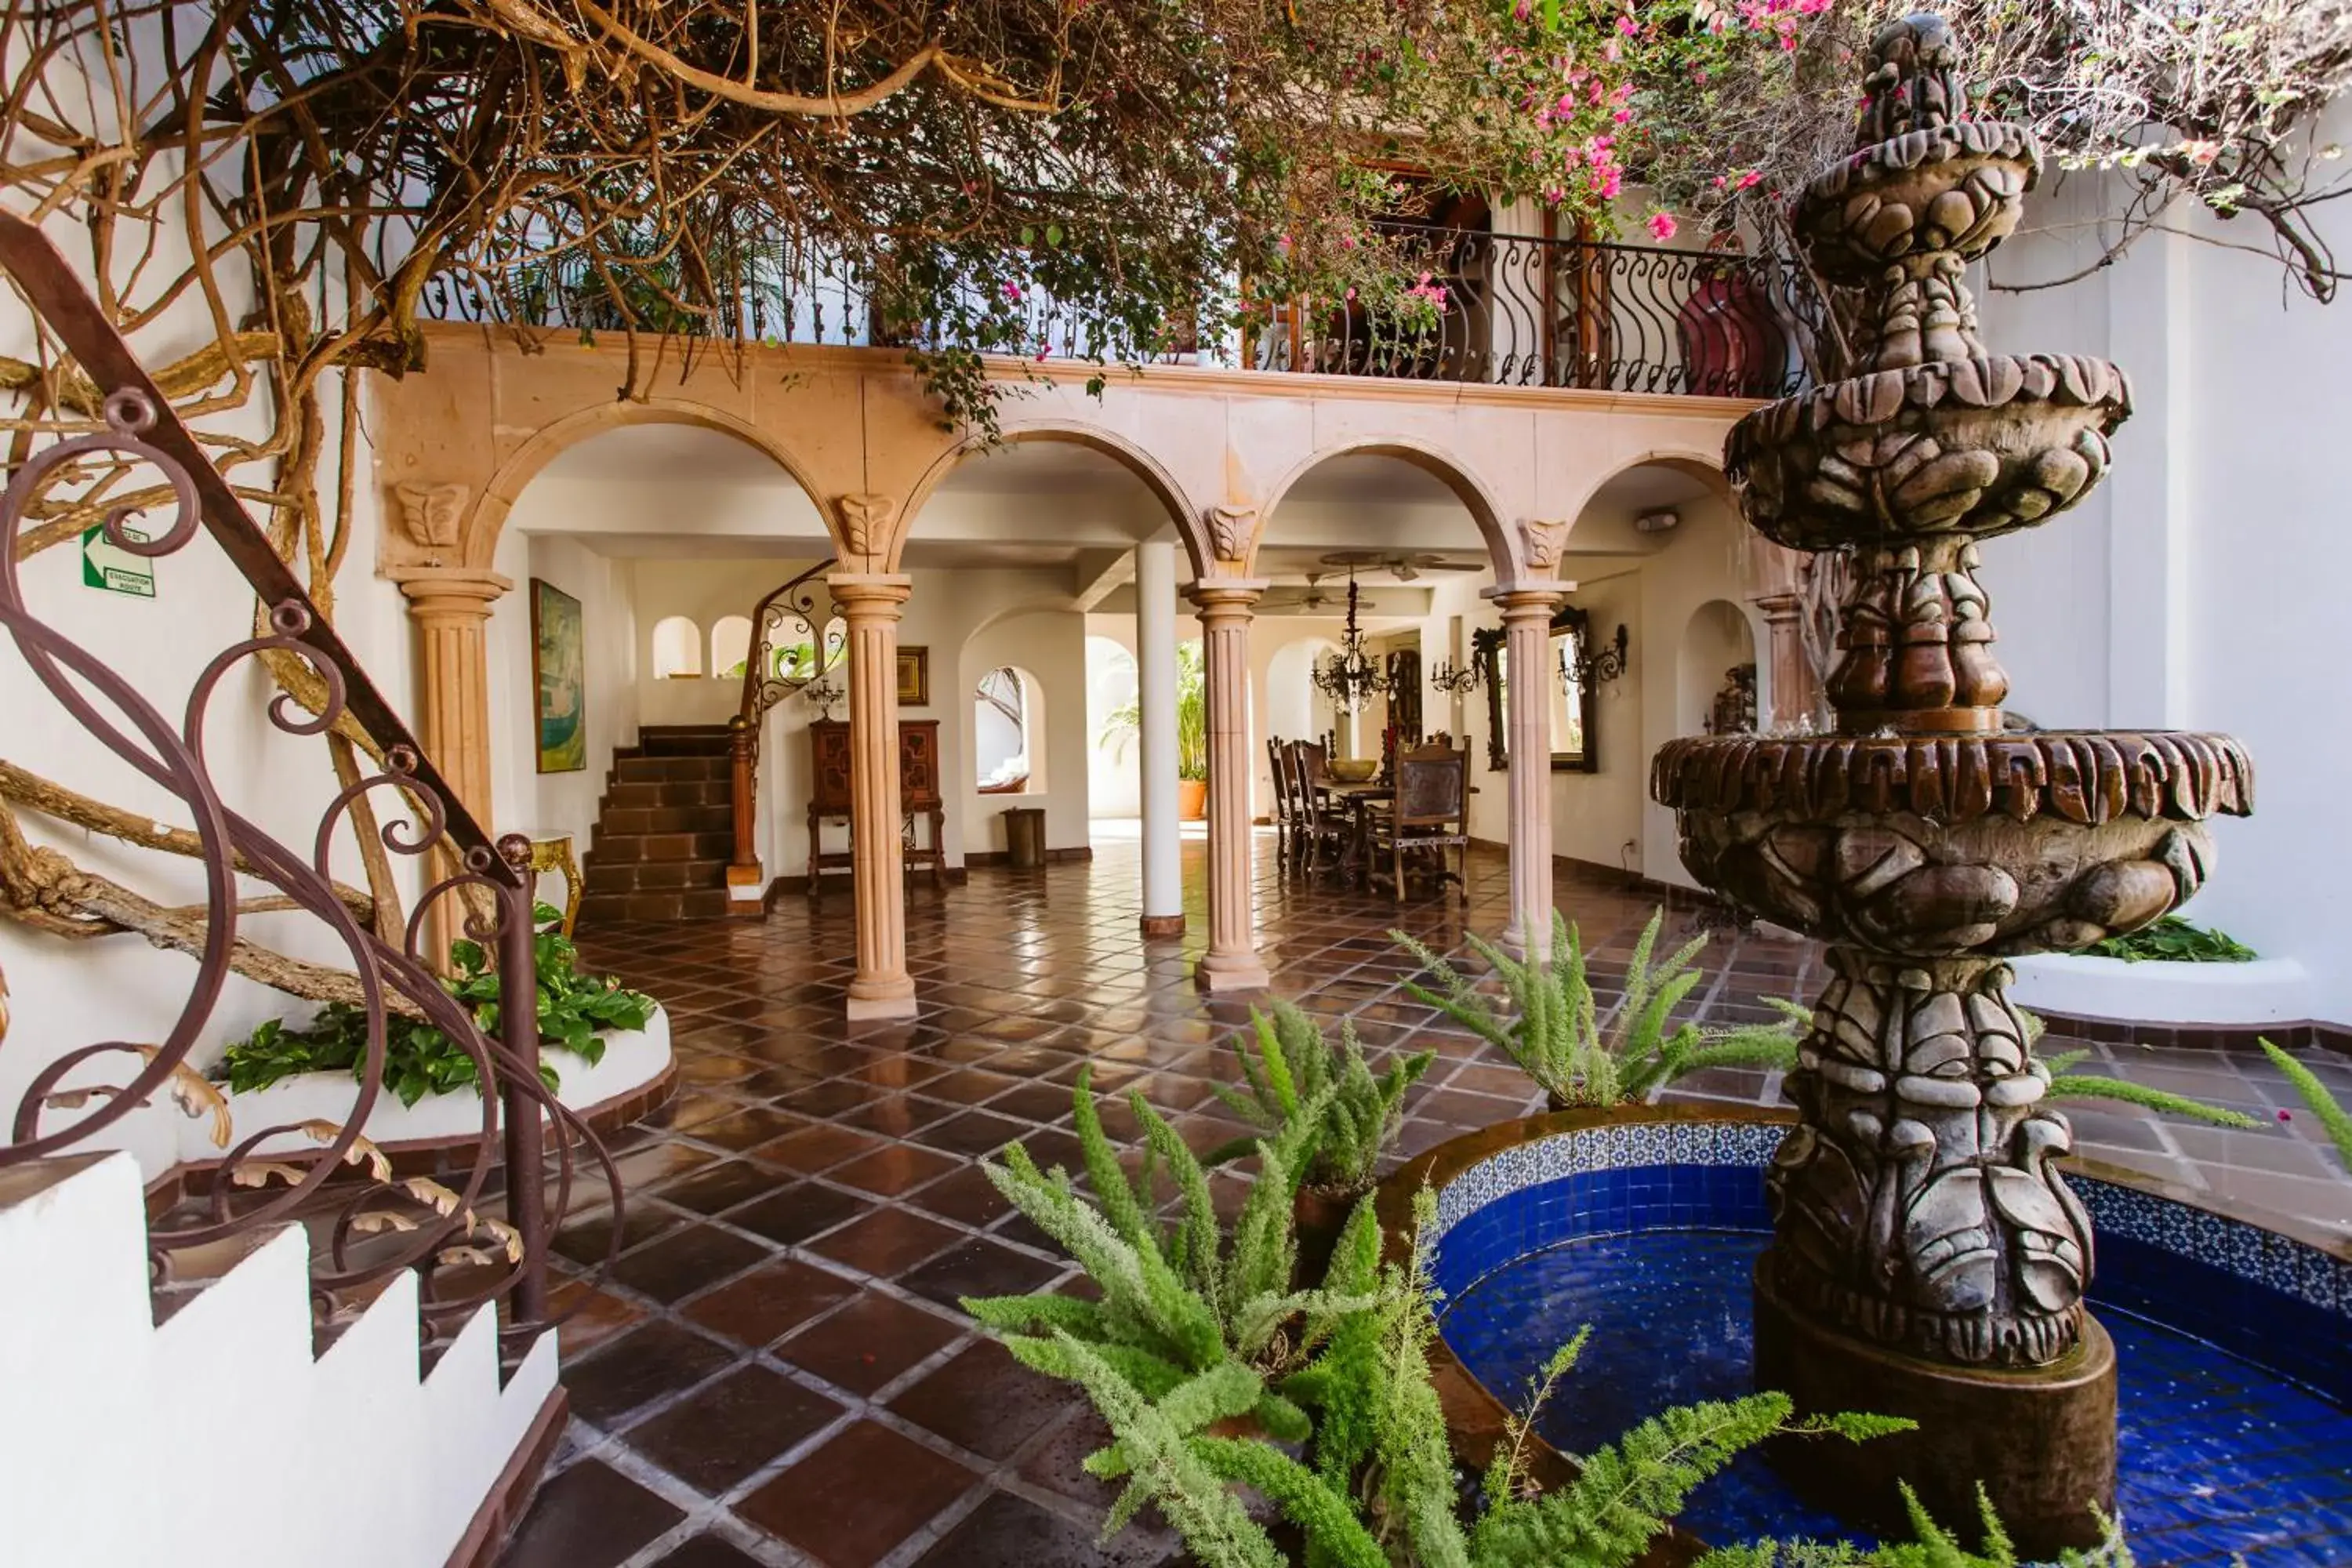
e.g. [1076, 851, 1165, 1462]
[729, 560, 841, 877]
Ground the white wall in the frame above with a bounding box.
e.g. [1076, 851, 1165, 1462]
[1083, 626, 1142, 818]
[1968, 125, 2352, 1023]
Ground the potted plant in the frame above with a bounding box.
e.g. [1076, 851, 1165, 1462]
[1206, 1000, 1433, 1283]
[1098, 641, 1210, 820]
[1395, 908, 2267, 1132]
[1392, 909, 1793, 1112]
[216, 902, 660, 1112]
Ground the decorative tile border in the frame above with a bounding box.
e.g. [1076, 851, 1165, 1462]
[1398, 1109, 2352, 1411]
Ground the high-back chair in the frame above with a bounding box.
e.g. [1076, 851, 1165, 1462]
[1265, 735, 1295, 863]
[1371, 742, 1468, 904]
[1287, 740, 1352, 880]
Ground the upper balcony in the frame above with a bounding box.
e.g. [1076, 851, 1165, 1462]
[419, 220, 1827, 404]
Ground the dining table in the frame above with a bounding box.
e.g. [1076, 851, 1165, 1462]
[1312, 777, 1474, 889]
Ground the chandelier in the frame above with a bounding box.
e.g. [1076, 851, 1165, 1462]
[1310, 569, 1393, 713]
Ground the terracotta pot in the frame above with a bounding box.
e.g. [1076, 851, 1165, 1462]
[1293, 1183, 1367, 1288]
[1177, 777, 1208, 820]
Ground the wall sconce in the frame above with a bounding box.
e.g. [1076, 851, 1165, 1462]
[1635, 509, 1681, 535]
[1428, 656, 1482, 695]
[1570, 623, 1631, 687]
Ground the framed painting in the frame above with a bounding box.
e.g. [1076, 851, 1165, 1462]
[531, 578, 586, 774]
[896, 644, 931, 707]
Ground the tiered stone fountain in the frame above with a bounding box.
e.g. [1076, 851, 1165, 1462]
[1651, 13, 2255, 1553]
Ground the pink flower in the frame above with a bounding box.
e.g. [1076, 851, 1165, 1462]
[1345, 287, 1357, 300]
[1615, 13, 1639, 35]
[1711, 174, 1727, 189]
[1647, 212, 1678, 241]
[2279, 1109, 2295, 1122]
[1035, 347, 1051, 361]
[1602, 38, 1621, 61]
[1613, 108, 1633, 124]
[1738, 169, 1763, 189]
[1000, 281, 1025, 302]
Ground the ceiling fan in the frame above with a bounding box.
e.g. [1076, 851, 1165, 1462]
[1261, 572, 1336, 612]
[1319, 549, 1482, 583]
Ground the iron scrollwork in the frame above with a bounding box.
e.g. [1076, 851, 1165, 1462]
[0, 212, 621, 1345]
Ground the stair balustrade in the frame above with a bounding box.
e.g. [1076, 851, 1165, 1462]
[727, 563, 844, 890]
[0, 211, 619, 1343]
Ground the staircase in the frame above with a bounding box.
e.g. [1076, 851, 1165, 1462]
[579, 724, 738, 924]
[0, 1153, 558, 1568]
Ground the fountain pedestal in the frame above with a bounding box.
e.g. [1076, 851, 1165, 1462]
[1650, 13, 2253, 1555]
[1755, 1263, 2118, 1548]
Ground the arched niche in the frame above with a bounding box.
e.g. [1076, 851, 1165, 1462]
[651, 615, 702, 680]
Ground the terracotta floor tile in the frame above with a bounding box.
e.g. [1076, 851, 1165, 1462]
[608, 1223, 773, 1304]
[624, 1363, 844, 1491]
[830, 1142, 962, 1196]
[904, 1165, 1013, 1227]
[755, 1123, 890, 1175]
[681, 1258, 858, 1348]
[887, 1339, 1078, 1460]
[502, 1458, 684, 1568]
[909, 1488, 1178, 1567]
[898, 1236, 1063, 1312]
[725, 1182, 873, 1247]
[648, 1536, 767, 1568]
[775, 1290, 963, 1395]
[807, 1207, 962, 1278]
[735, 1419, 978, 1566]
[564, 1319, 739, 1426]
[654, 1158, 798, 1216]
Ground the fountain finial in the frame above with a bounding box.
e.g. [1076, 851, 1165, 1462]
[1856, 13, 1969, 147]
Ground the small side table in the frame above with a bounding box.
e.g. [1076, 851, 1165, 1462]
[520, 830, 583, 936]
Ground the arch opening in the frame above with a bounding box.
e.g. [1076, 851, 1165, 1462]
[975, 664, 1046, 795]
[652, 615, 703, 680]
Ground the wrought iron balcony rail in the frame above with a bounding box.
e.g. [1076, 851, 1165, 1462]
[0, 213, 619, 1345]
[1243, 223, 1823, 397]
[419, 224, 1824, 401]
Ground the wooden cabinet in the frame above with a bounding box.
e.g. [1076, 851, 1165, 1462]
[807, 719, 946, 895]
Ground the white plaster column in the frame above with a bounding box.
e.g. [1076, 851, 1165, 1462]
[1134, 540, 1185, 936]
[1190, 579, 1270, 991]
[829, 572, 918, 1020]
[1491, 583, 1565, 956]
[2104, 223, 2192, 729]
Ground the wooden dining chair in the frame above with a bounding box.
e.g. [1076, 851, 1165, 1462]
[1289, 741, 1351, 880]
[1370, 742, 1469, 905]
[1265, 735, 1294, 866]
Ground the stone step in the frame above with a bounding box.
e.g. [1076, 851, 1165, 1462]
[633, 724, 734, 757]
[586, 828, 733, 865]
[583, 856, 729, 895]
[611, 753, 731, 785]
[595, 804, 734, 837]
[577, 887, 732, 924]
[598, 779, 730, 811]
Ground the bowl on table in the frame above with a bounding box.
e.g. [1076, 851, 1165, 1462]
[1325, 758, 1380, 784]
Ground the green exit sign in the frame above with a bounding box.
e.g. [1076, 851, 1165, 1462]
[81, 524, 155, 597]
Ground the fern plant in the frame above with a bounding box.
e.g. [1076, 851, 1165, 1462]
[1393, 909, 1793, 1109]
[1207, 1001, 1436, 1197]
[1694, 1483, 2135, 1566]
[963, 1065, 1375, 1442]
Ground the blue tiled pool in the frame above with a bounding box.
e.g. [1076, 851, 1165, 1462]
[1428, 1133, 2352, 1566]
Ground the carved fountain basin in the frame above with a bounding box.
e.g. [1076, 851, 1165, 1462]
[1726, 357, 2132, 550]
[1793, 120, 2041, 272]
[1653, 731, 2255, 958]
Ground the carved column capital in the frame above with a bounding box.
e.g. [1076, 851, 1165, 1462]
[824, 572, 913, 619]
[394, 481, 470, 560]
[834, 494, 900, 560]
[1205, 505, 1258, 566]
[1485, 581, 1566, 622]
[1519, 517, 1570, 574]
[389, 564, 512, 623]
[1186, 578, 1266, 622]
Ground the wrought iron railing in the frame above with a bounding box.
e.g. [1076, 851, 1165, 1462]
[1245, 224, 1823, 397]
[729, 561, 844, 880]
[419, 225, 1824, 400]
[0, 212, 619, 1344]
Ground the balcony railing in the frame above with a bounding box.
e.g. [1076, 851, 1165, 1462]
[419, 223, 1824, 401]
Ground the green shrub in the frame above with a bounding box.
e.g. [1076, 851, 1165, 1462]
[1207, 1001, 1435, 1196]
[215, 902, 655, 1106]
[1392, 909, 1795, 1109]
[2085, 915, 2255, 964]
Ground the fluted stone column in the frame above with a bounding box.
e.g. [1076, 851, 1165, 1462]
[1134, 540, 1184, 937]
[829, 573, 918, 1020]
[1189, 579, 1269, 992]
[391, 564, 510, 958]
[1491, 583, 1564, 956]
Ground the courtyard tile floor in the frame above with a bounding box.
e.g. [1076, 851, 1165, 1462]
[500, 833, 2352, 1568]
